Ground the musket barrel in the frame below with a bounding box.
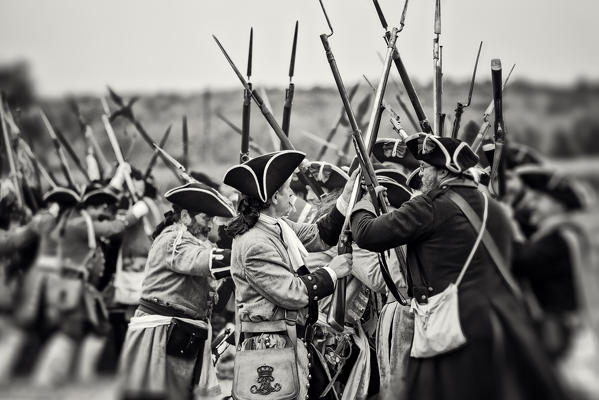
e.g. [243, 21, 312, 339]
[0, 101, 23, 205]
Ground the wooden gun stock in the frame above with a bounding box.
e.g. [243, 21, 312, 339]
[327, 230, 352, 331]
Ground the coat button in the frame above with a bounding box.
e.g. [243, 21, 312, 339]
[312, 284, 317, 290]
[307, 276, 312, 281]
[421, 295, 426, 301]
[313, 296, 318, 300]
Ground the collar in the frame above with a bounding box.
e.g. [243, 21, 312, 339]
[440, 177, 478, 189]
[258, 213, 279, 225]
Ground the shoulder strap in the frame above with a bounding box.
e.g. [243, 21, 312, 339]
[455, 193, 488, 286]
[446, 191, 524, 300]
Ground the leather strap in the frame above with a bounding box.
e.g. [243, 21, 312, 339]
[447, 191, 524, 300]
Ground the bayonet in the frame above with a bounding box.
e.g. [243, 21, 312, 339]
[240, 28, 253, 163]
[152, 143, 195, 184]
[213, 34, 324, 197]
[451, 41, 482, 139]
[471, 64, 515, 151]
[144, 124, 172, 180]
[281, 21, 299, 145]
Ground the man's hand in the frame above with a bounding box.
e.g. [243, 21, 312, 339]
[327, 253, 352, 279]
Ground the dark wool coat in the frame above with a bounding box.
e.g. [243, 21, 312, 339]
[351, 180, 568, 400]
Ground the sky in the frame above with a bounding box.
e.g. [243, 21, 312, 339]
[0, 0, 596, 95]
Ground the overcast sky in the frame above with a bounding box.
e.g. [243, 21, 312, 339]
[0, 0, 596, 95]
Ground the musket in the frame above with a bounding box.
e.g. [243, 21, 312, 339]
[317, 0, 408, 333]
[0, 97, 23, 205]
[377, 52, 419, 132]
[470, 64, 515, 152]
[450, 41, 482, 139]
[182, 115, 189, 169]
[212, 34, 325, 198]
[372, 0, 432, 134]
[17, 136, 57, 189]
[3, 107, 57, 190]
[143, 124, 172, 180]
[241, 28, 253, 163]
[54, 126, 91, 183]
[67, 98, 111, 179]
[433, 0, 444, 136]
[152, 143, 196, 184]
[316, 81, 360, 161]
[281, 21, 299, 146]
[215, 111, 266, 155]
[106, 86, 171, 166]
[363, 75, 409, 140]
[39, 109, 77, 189]
[489, 59, 506, 198]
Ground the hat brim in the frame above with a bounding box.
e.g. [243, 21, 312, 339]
[309, 162, 349, 191]
[82, 189, 119, 206]
[406, 169, 422, 190]
[165, 183, 235, 218]
[43, 188, 80, 207]
[406, 133, 478, 173]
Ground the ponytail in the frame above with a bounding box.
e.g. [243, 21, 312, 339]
[225, 195, 270, 238]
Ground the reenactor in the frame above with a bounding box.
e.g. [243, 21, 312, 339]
[119, 181, 236, 400]
[350, 134, 568, 400]
[223, 150, 355, 400]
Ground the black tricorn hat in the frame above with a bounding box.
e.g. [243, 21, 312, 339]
[372, 138, 419, 170]
[43, 187, 80, 207]
[308, 161, 349, 191]
[164, 182, 235, 217]
[406, 133, 479, 173]
[483, 142, 546, 170]
[81, 182, 120, 206]
[406, 168, 422, 190]
[515, 165, 593, 210]
[375, 172, 412, 208]
[223, 150, 305, 203]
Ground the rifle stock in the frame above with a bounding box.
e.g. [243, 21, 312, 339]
[489, 59, 506, 198]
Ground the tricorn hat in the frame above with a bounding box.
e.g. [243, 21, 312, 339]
[308, 161, 349, 191]
[375, 172, 412, 208]
[375, 168, 408, 187]
[372, 138, 419, 170]
[515, 165, 593, 210]
[43, 187, 80, 207]
[223, 150, 305, 203]
[165, 182, 235, 218]
[406, 133, 479, 173]
[81, 182, 120, 206]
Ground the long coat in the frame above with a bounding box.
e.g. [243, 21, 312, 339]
[351, 180, 568, 400]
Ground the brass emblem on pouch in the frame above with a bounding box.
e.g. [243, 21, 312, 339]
[250, 365, 282, 395]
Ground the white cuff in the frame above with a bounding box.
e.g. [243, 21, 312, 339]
[336, 196, 349, 217]
[131, 200, 149, 219]
[322, 266, 338, 288]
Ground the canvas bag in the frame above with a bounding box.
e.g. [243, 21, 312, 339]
[232, 311, 300, 400]
[410, 192, 488, 358]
